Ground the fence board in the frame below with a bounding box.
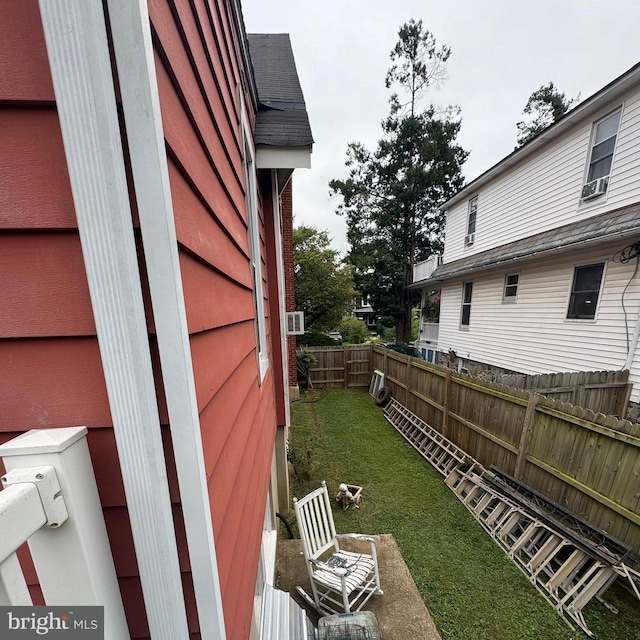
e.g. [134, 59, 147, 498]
[305, 346, 372, 389]
[370, 346, 640, 554]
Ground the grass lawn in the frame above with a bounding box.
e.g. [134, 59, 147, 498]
[288, 389, 640, 640]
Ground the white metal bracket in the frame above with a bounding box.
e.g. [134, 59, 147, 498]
[1, 467, 68, 528]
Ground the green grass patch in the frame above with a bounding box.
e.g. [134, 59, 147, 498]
[288, 389, 640, 640]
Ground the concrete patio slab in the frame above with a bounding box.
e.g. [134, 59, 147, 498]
[275, 533, 442, 640]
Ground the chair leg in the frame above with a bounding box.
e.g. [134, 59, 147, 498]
[371, 542, 383, 594]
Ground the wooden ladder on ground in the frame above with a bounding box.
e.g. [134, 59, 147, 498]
[382, 396, 640, 637]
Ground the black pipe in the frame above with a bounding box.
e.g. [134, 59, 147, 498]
[276, 512, 294, 539]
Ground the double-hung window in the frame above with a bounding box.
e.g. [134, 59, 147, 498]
[567, 263, 605, 320]
[465, 197, 477, 245]
[582, 108, 621, 199]
[242, 117, 269, 381]
[503, 273, 519, 301]
[460, 281, 473, 327]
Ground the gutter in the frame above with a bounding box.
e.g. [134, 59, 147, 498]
[37, 1, 190, 637]
[414, 223, 640, 286]
[106, 1, 227, 638]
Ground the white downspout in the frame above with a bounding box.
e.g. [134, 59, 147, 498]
[37, 1, 190, 638]
[106, 1, 227, 638]
[624, 312, 640, 370]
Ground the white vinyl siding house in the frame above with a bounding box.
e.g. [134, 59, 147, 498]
[437, 241, 640, 399]
[443, 87, 640, 264]
[415, 63, 640, 409]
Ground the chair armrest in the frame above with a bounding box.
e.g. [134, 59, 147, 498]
[336, 533, 380, 544]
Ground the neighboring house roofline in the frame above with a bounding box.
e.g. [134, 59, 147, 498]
[413, 202, 640, 286]
[443, 62, 640, 210]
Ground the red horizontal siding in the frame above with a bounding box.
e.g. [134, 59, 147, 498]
[0, 338, 111, 431]
[149, 0, 243, 193]
[189, 322, 258, 411]
[169, 159, 251, 286]
[156, 58, 247, 251]
[0, 0, 54, 102]
[199, 354, 256, 477]
[0, 109, 76, 228]
[0, 233, 94, 337]
[191, 0, 241, 144]
[220, 392, 275, 640]
[180, 250, 254, 334]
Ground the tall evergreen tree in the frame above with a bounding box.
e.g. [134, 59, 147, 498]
[516, 82, 579, 146]
[330, 20, 467, 342]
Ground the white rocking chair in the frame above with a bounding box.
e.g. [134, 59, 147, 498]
[293, 481, 383, 615]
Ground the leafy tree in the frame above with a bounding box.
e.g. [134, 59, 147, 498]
[338, 316, 369, 345]
[516, 82, 579, 146]
[330, 20, 467, 343]
[293, 225, 355, 333]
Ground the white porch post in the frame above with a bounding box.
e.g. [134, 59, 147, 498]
[0, 428, 129, 639]
[37, 1, 190, 637]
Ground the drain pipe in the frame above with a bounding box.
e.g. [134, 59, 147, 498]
[624, 310, 640, 370]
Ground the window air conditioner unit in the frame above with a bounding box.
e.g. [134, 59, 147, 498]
[581, 177, 608, 200]
[464, 232, 475, 245]
[286, 311, 304, 335]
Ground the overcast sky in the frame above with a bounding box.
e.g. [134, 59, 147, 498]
[241, 0, 639, 254]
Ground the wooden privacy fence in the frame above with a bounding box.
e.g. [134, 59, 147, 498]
[305, 346, 372, 389]
[372, 346, 640, 554]
[490, 369, 632, 418]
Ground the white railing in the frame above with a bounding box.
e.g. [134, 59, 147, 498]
[413, 255, 442, 283]
[0, 427, 129, 639]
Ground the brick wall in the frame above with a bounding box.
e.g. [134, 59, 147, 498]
[281, 180, 298, 388]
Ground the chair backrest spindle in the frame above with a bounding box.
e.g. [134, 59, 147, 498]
[294, 481, 338, 561]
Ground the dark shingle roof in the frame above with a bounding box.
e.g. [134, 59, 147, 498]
[247, 34, 313, 148]
[420, 204, 640, 284]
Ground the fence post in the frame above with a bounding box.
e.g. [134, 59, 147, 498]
[620, 383, 633, 420]
[514, 394, 540, 480]
[442, 369, 452, 438]
[0, 428, 129, 639]
[405, 358, 412, 406]
[344, 346, 349, 389]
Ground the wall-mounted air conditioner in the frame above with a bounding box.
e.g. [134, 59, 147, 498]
[464, 232, 475, 245]
[581, 177, 608, 200]
[286, 311, 305, 335]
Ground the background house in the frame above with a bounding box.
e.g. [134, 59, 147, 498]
[0, 1, 311, 638]
[413, 62, 640, 417]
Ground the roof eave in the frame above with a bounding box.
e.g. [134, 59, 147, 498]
[420, 227, 640, 285]
[256, 145, 312, 169]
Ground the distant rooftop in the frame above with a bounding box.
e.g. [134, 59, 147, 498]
[247, 33, 313, 149]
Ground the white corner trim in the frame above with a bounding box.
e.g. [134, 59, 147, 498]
[256, 147, 312, 169]
[105, 1, 227, 638]
[37, 1, 189, 638]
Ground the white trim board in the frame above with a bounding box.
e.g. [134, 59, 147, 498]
[106, 1, 227, 638]
[37, 1, 189, 637]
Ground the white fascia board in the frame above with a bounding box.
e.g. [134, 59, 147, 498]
[37, 1, 189, 638]
[256, 146, 312, 169]
[106, 1, 227, 639]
